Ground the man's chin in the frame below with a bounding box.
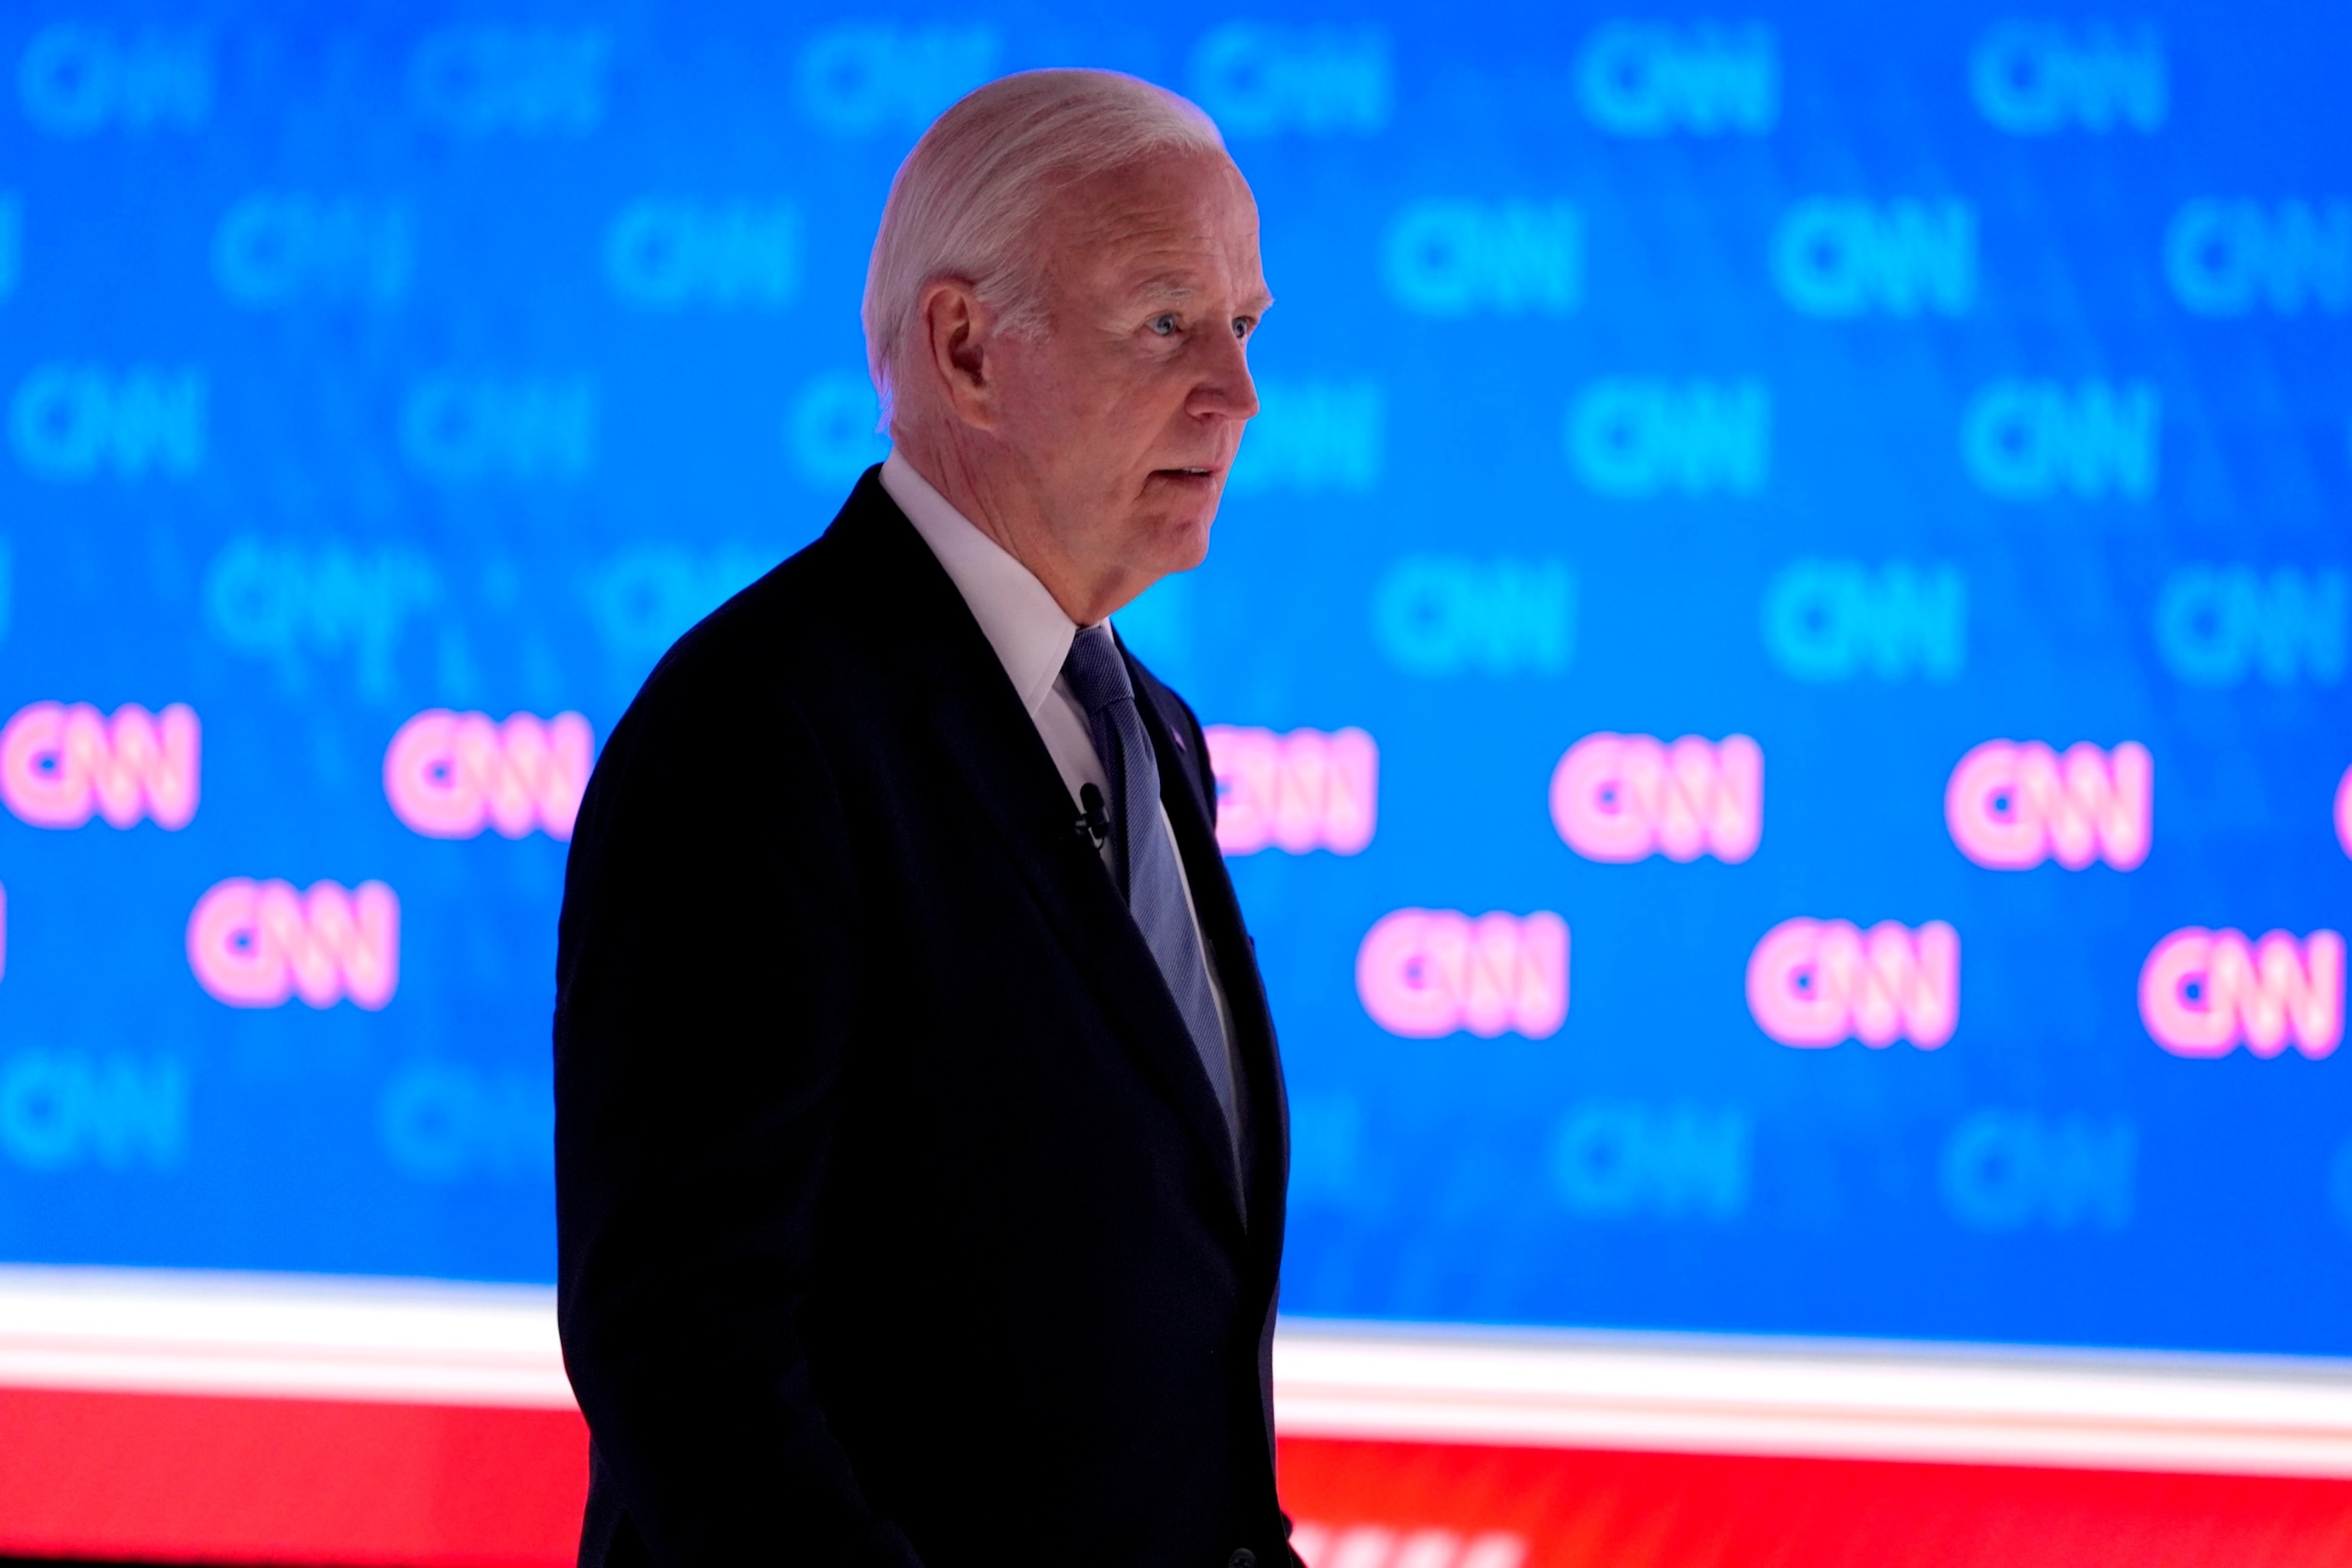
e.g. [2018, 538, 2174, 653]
[1147, 509, 1217, 576]
[1113, 482, 1217, 557]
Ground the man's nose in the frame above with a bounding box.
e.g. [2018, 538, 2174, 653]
[1191, 326, 1260, 423]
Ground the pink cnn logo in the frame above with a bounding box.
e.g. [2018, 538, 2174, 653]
[1356, 909, 1568, 1039]
[186, 879, 400, 1011]
[1945, 739, 2151, 871]
[1206, 724, 1377, 856]
[0, 701, 198, 831]
[2337, 763, 2352, 858]
[1747, 917, 1959, 1049]
[2139, 927, 2344, 1060]
[384, 710, 592, 841]
[1550, 732, 1761, 864]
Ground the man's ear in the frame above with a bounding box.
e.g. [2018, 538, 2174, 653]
[917, 278, 996, 430]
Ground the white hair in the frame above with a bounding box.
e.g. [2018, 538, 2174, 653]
[862, 68, 1227, 419]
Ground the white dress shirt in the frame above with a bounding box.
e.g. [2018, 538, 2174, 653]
[881, 450, 1239, 1062]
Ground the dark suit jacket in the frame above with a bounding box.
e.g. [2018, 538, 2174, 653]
[554, 469, 1294, 1567]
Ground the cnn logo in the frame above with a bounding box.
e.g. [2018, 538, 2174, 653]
[1206, 724, 1376, 856]
[1290, 1522, 1526, 1568]
[2140, 927, 2342, 1060]
[384, 710, 591, 840]
[1551, 732, 1760, 864]
[188, 879, 400, 1011]
[0, 701, 198, 830]
[1748, 917, 1958, 1049]
[1945, 739, 2151, 871]
[2337, 763, 2352, 858]
[1357, 909, 1567, 1040]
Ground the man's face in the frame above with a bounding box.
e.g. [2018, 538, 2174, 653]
[988, 151, 1270, 602]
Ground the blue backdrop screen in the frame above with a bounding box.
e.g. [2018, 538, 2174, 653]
[3, 2, 2349, 1358]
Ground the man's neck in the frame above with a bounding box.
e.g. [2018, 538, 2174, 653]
[892, 428, 1120, 625]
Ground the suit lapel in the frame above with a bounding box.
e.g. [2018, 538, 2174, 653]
[1125, 644, 1291, 1255]
[827, 478, 1251, 1227]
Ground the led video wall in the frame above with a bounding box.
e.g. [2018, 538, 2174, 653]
[1, 2, 2347, 1357]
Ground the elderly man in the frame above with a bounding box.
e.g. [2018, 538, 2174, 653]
[554, 69, 1293, 1567]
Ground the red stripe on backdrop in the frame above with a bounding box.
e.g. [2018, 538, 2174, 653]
[0, 1388, 586, 1566]
[7, 1389, 2352, 1566]
[1277, 1436, 2352, 1568]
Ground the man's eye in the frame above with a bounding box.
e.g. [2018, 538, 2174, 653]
[1233, 316, 1254, 339]
[1150, 314, 1179, 336]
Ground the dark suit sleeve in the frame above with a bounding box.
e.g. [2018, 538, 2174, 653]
[553, 649, 920, 1567]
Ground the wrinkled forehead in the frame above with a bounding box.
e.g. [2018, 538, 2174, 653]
[1036, 149, 1265, 300]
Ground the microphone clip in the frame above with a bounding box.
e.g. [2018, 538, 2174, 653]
[1073, 782, 1112, 849]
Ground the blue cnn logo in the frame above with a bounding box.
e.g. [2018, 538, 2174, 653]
[1773, 199, 1976, 317]
[204, 539, 441, 699]
[1970, 21, 2164, 134]
[606, 201, 799, 310]
[408, 26, 609, 137]
[787, 372, 887, 489]
[17, 24, 208, 136]
[583, 544, 779, 665]
[1374, 557, 1576, 677]
[381, 1064, 552, 1182]
[213, 196, 412, 307]
[797, 24, 998, 136]
[1550, 1102, 1749, 1221]
[1575, 21, 1776, 136]
[1189, 24, 1389, 136]
[9, 364, 204, 481]
[401, 378, 596, 483]
[1385, 201, 1581, 317]
[2166, 201, 2351, 317]
[1962, 380, 2158, 501]
[1567, 379, 1768, 498]
[1763, 560, 1965, 683]
[0, 1052, 186, 1173]
[1942, 1110, 2134, 1233]
[2156, 566, 2346, 688]
[1229, 380, 1383, 495]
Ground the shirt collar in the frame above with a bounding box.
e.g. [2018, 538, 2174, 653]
[881, 449, 1079, 720]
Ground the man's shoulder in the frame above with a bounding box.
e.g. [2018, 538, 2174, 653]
[635, 470, 906, 712]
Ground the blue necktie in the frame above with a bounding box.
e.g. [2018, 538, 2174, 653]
[1061, 624, 1244, 1176]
